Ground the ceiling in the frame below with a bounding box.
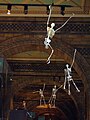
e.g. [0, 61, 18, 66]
[0, 0, 90, 16]
[0, 0, 85, 5]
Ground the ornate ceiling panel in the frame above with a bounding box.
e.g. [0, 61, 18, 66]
[0, 0, 85, 5]
[0, 0, 90, 15]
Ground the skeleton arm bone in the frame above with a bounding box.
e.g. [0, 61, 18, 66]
[70, 49, 77, 68]
[43, 83, 45, 91]
[55, 13, 75, 32]
[64, 69, 67, 89]
[56, 85, 63, 92]
[47, 5, 52, 26]
[33, 91, 39, 93]
[33, 84, 45, 93]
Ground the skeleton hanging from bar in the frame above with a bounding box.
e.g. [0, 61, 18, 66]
[44, 5, 75, 64]
[33, 84, 46, 106]
[49, 85, 63, 107]
[63, 49, 80, 95]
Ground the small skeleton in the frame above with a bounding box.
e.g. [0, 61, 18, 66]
[49, 85, 63, 107]
[22, 100, 26, 109]
[63, 49, 80, 95]
[44, 5, 75, 64]
[33, 84, 46, 106]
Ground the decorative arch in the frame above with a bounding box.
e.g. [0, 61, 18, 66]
[1, 34, 89, 119]
[0, 34, 89, 89]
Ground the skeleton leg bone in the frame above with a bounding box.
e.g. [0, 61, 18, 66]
[68, 80, 71, 95]
[71, 79, 80, 92]
[64, 76, 67, 89]
[40, 98, 42, 106]
[43, 97, 46, 105]
[53, 96, 56, 107]
[47, 44, 54, 64]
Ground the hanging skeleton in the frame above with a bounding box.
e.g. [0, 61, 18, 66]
[33, 84, 46, 106]
[48, 85, 63, 107]
[63, 49, 80, 95]
[44, 5, 75, 64]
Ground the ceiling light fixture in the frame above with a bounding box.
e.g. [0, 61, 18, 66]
[7, 4, 12, 15]
[61, 6, 65, 16]
[24, 5, 28, 14]
[46, 5, 50, 15]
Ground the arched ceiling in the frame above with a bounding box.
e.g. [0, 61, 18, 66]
[0, 1, 90, 119]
